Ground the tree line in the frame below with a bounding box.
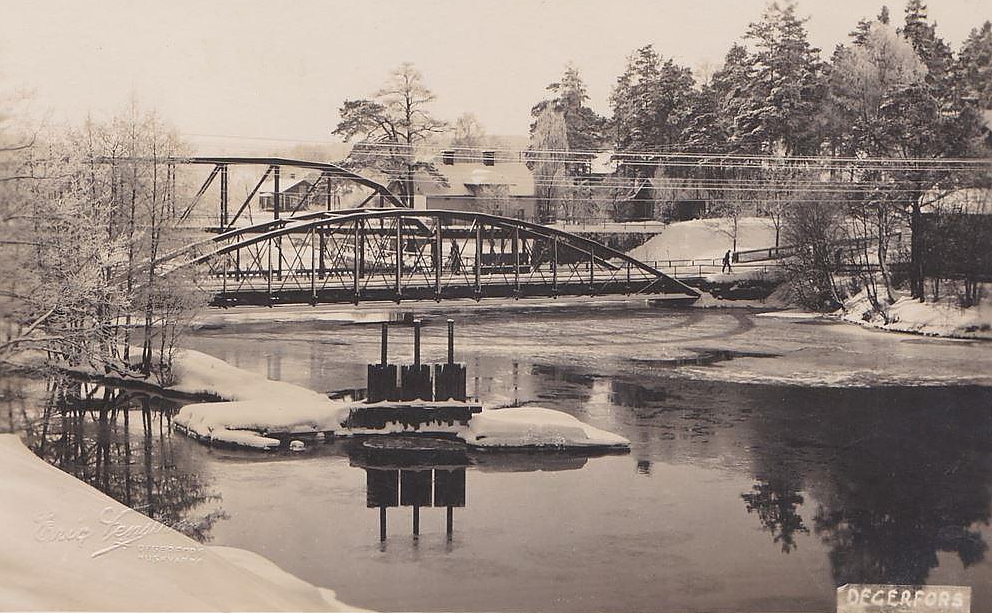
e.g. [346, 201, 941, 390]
[332, 0, 992, 311]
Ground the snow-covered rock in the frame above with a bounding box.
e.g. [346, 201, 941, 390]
[170, 349, 352, 449]
[461, 406, 629, 449]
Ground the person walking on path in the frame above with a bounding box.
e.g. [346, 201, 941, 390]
[722, 249, 733, 274]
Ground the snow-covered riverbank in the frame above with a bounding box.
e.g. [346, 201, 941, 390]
[171, 348, 629, 451]
[839, 289, 992, 340]
[0, 434, 361, 611]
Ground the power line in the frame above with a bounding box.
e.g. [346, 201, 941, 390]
[180, 132, 992, 166]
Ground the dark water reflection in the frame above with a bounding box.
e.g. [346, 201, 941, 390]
[1, 375, 227, 544]
[172, 319, 992, 611]
[5, 341, 992, 610]
[596, 373, 992, 589]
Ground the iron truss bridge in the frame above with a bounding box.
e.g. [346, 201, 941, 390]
[157, 209, 700, 306]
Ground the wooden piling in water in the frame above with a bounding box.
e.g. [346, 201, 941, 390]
[434, 319, 467, 401]
[414, 319, 421, 365]
[381, 322, 388, 365]
[447, 318, 454, 364]
[368, 322, 398, 402]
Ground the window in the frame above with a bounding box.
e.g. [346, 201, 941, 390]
[482, 151, 495, 166]
[442, 150, 455, 165]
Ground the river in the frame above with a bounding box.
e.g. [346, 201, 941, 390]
[5, 301, 992, 612]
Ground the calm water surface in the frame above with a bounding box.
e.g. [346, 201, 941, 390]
[5, 303, 992, 612]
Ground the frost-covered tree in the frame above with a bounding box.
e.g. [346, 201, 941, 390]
[528, 106, 571, 223]
[450, 113, 486, 150]
[1, 106, 204, 381]
[333, 63, 448, 206]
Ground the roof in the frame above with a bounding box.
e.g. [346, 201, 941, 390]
[415, 162, 535, 197]
[258, 171, 319, 195]
[590, 151, 619, 174]
[923, 187, 992, 214]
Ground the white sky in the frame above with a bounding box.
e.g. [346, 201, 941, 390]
[2, 0, 991, 149]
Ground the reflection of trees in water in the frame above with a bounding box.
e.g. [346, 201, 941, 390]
[810, 429, 992, 586]
[741, 385, 992, 586]
[463, 360, 992, 587]
[17, 376, 227, 543]
[742, 479, 809, 553]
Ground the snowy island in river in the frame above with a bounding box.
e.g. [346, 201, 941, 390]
[170, 349, 629, 451]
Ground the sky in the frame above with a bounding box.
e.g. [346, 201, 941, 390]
[2, 0, 991, 151]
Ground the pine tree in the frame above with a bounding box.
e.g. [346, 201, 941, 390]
[333, 63, 448, 206]
[740, 1, 824, 155]
[955, 21, 992, 108]
[709, 43, 757, 152]
[530, 64, 606, 167]
[899, 0, 955, 89]
[609, 45, 694, 173]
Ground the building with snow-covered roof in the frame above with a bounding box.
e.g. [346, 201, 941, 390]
[397, 150, 538, 221]
[258, 171, 321, 212]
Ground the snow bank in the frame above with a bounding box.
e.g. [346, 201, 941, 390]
[0, 434, 361, 611]
[171, 349, 352, 449]
[174, 399, 351, 450]
[461, 406, 629, 449]
[840, 288, 992, 339]
[627, 217, 777, 262]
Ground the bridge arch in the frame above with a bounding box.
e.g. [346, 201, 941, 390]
[158, 209, 699, 306]
[171, 156, 406, 229]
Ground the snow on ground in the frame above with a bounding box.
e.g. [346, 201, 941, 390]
[170, 349, 629, 451]
[0, 434, 361, 611]
[689, 294, 780, 309]
[172, 349, 352, 449]
[755, 310, 827, 319]
[462, 406, 629, 448]
[702, 268, 781, 283]
[839, 288, 992, 340]
[627, 217, 778, 263]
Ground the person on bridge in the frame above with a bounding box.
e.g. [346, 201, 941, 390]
[449, 242, 462, 275]
[722, 249, 733, 274]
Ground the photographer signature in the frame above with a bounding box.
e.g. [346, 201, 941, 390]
[34, 505, 201, 559]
